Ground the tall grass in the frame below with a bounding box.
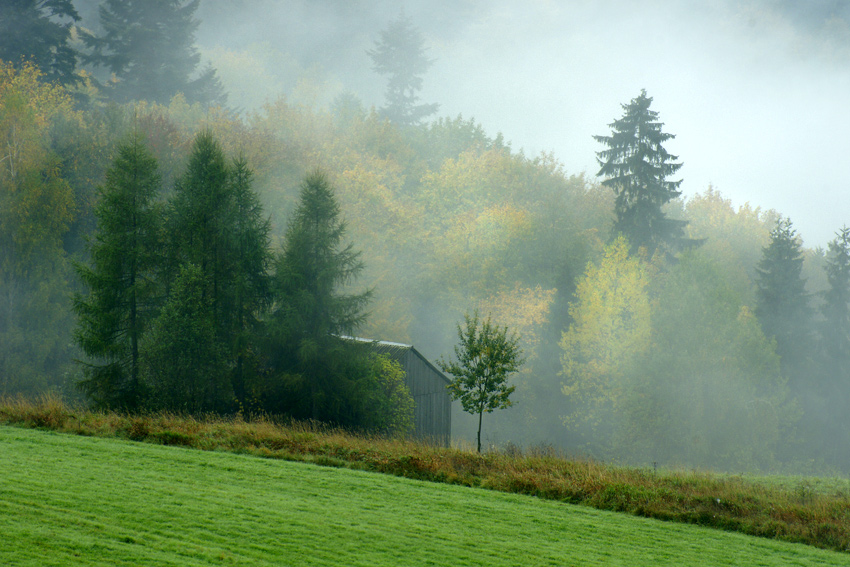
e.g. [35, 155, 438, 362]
[3, 394, 849, 553]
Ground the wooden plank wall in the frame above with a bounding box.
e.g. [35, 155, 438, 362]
[400, 351, 451, 447]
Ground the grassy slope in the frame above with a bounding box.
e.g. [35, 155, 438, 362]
[2, 426, 847, 567]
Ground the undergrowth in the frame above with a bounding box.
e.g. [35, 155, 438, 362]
[2, 394, 849, 554]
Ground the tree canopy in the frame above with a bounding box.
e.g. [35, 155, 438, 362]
[82, 0, 225, 106]
[439, 311, 524, 452]
[594, 90, 686, 256]
[368, 12, 439, 126]
[0, 0, 80, 86]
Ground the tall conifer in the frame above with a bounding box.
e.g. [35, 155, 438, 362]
[594, 90, 686, 256]
[82, 0, 225, 105]
[754, 217, 812, 385]
[270, 170, 371, 421]
[74, 132, 162, 409]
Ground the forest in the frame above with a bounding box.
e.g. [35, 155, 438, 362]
[2, 0, 849, 474]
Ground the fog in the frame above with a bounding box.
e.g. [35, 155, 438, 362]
[18, 0, 846, 470]
[194, 0, 850, 248]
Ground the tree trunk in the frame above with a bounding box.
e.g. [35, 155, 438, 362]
[477, 408, 483, 453]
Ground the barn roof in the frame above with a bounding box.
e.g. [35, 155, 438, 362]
[340, 336, 452, 385]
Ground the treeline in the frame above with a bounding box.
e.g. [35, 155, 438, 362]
[2, 3, 849, 472]
[73, 127, 412, 433]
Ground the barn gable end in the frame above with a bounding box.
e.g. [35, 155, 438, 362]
[347, 338, 452, 446]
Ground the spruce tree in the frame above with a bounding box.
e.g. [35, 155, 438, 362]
[754, 217, 812, 384]
[82, 0, 225, 105]
[0, 0, 80, 86]
[594, 90, 686, 255]
[368, 12, 439, 127]
[74, 132, 162, 410]
[270, 170, 372, 421]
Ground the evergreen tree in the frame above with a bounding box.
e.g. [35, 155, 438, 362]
[74, 132, 162, 410]
[820, 226, 850, 365]
[594, 90, 686, 256]
[818, 226, 850, 467]
[227, 155, 272, 407]
[368, 12, 438, 127]
[141, 263, 231, 413]
[754, 217, 812, 384]
[167, 133, 272, 409]
[82, 0, 226, 105]
[269, 170, 372, 421]
[0, 0, 80, 86]
[168, 130, 233, 332]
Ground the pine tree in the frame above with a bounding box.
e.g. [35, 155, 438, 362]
[82, 0, 225, 105]
[594, 90, 686, 256]
[754, 217, 812, 383]
[74, 132, 162, 410]
[269, 170, 372, 421]
[368, 12, 439, 127]
[0, 0, 80, 86]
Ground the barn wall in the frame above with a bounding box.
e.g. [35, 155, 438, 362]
[400, 351, 451, 446]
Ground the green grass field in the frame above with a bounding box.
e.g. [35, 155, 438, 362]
[2, 426, 847, 566]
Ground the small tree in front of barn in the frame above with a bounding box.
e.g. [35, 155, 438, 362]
[439, 312, 524, 452]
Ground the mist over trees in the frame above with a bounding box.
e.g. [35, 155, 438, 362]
[3, 2, 850, 474]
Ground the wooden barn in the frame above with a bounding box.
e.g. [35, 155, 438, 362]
[350, 338, 452, 446]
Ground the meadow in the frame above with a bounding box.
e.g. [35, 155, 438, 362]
[2, 395, 849, 562]
[3, 425, 849, 566]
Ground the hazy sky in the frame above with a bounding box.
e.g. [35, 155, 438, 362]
[198, 0, 850, 247]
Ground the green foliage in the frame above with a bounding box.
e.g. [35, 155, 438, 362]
[755, 217, 813, 384]
[140, 263, 232, 413]
[227, 155, 272, 405]
[82, 0, 226, 106]
[74, 132, 163, 410]
[0, 0, 80, 86]
[439, 311, 524, 452]
[368, 12, 439, 126]
[622, 252, 786, 470]
[268, 170, 372, 421]
[560, 236, 652, 438]
[168, 130, 234, 335]
[820, 227, 850, 364]
[594, 90, 686, 256]
[0, 61, 78, 398]
[358, 353, 415, 436]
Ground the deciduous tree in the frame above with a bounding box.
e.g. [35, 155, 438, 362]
[439, 311, 524, 452]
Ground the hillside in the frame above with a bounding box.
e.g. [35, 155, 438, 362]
[1, 421, 849, 565]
